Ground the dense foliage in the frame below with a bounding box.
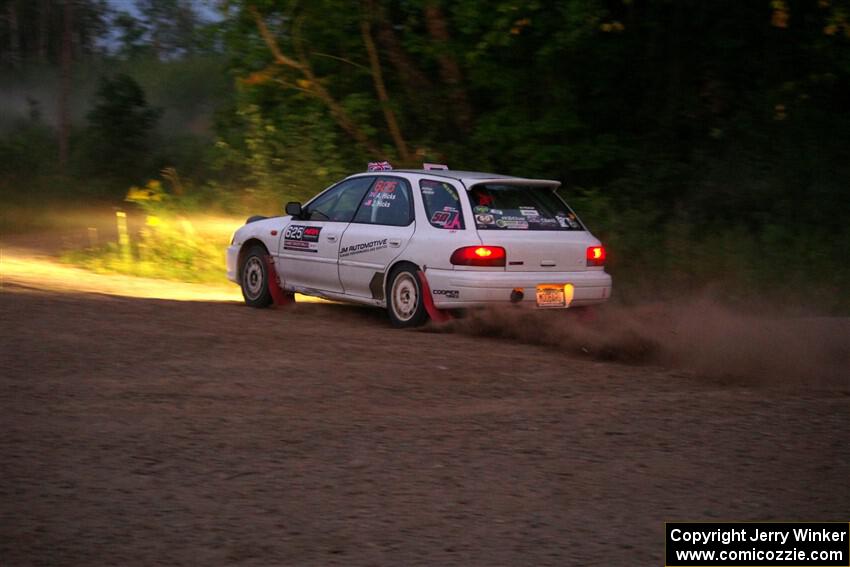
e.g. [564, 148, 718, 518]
[1, 0, 848, 308]
[80, 74, 161, 181]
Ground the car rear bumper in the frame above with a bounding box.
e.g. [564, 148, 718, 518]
[226, 244, 239, 284]
[424, 268, 612, 308]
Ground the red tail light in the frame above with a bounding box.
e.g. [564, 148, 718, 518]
[586, 245, 606, 267]
[450, 246, 506, 267]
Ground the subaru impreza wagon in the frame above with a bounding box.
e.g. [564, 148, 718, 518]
[226, 164, 612, 327]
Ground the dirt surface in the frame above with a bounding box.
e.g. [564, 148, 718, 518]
[1, 281, 849, 566]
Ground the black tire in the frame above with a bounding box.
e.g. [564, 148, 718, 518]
[240, 245, 273, 308]
[386, 264, 428, 328]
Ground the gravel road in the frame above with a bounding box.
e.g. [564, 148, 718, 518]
[1, 282, 848, 566]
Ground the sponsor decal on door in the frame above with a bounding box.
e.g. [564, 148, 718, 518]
[339, 238, 388, 258]
[283, 225, 322, 253]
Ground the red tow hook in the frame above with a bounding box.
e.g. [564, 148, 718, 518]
[416, 270, 453, 323]
[264, 255, 296, 307]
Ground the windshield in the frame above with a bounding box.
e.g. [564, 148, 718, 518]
[467, 183, 584, 231]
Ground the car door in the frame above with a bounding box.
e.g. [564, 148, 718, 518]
[278, 176, 374, 293]
[338, 176, 416, 298]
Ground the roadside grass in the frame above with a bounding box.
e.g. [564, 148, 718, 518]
[61, 213, 238, 285]
[568, 192, 850, 315]
[49, 177, 246, 285]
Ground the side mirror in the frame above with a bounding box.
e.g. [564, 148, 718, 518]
[285, 201, 303, 218]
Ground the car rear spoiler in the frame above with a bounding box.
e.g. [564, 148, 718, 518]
[465, 178, 561, 190]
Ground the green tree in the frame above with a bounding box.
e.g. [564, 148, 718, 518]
[113, 11, 150, 59]
[0, 0, 110, 68]
[135, 0, 201, 58]
[81, 73, 161, 186]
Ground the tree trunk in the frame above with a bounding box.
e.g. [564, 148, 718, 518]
[360, 13, 411, 163]
[370, 1, 434, 102]
[58, 0, 73, 173]
[250, 6, 383, 157]
[38, 0, 50, 63]
[7, 1, 21, 68]
[423, 1, 473, 133]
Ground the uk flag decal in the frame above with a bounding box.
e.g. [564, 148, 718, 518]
[367, 161, 393, 171]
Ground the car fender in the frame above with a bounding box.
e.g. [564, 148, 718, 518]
[232, 216, 288, 254]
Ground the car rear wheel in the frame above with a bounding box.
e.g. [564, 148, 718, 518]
[387, 265, 427, 328]
[240, 245, 273, 308]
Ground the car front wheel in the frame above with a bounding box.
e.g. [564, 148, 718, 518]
[387, 265, 427, 328]
[240, 245, 273, 308]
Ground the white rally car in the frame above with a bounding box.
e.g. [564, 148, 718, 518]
[226, 165, 612, 327]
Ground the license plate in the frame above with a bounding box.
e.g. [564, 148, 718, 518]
[536, 284, 570, 308]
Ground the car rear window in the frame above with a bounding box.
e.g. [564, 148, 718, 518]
[468, 183, 583, 231]
[420, 179, 465, 230]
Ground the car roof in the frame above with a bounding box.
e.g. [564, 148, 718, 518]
[354, 169, 561, 188]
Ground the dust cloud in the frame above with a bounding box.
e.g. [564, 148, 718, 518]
[438, 296, 850, 390]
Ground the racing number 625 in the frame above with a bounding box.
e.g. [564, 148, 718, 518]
[284, 226, 304, 240]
